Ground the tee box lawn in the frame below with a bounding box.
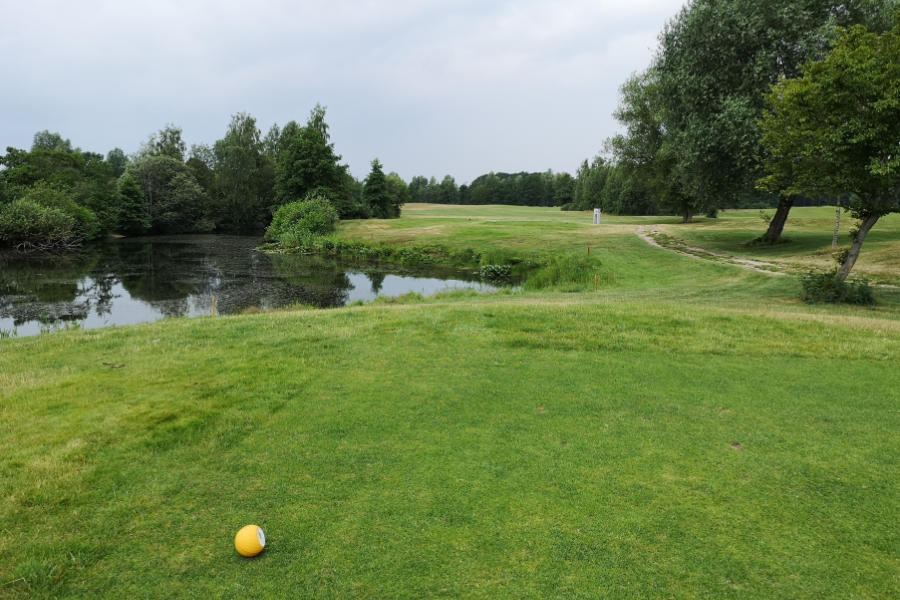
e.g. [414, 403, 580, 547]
[1, 205, 898, 598]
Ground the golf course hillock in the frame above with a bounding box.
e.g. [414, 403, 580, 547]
[1, 205, 898, 599]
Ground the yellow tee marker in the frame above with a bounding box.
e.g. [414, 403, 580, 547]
[234, 525, 266, 557]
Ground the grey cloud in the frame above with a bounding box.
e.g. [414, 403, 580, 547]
[1, 0, 684, 182]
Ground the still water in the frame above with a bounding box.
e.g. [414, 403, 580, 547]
[0, 235, 497, 337]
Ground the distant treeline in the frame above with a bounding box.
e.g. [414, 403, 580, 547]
[407, 158, 818, 214]
[2, 103, 835, 252]
[0, 106, 407, 250]
[408, 172, 573, 207]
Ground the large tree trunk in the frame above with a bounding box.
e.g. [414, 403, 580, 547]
[759, 196, 794, 243]
[682, 208, 693, 223]
[836, 213, 880, 283]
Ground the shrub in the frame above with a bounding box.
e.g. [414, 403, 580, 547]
[523, 255, 596, 291]
[2, 183, 101, 247]
[480, 264, 512, 282]
[800, 271, 874, 305]
[265, 193, 339, 243]
[65, 203, 101, 242]
[0, 199, 78, 249]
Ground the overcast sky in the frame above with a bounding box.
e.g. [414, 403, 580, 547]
[0, 0, 684, 183]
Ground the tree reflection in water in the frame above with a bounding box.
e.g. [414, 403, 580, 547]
[0, 235, 491, 336]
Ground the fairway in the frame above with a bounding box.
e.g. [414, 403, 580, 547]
[2, 205, 898, 599]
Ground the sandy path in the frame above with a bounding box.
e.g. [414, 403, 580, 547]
[635, 226, 787, 276]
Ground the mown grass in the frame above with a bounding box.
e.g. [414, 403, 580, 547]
[661, 207, 900, 283]
[1, 204, 898, 598]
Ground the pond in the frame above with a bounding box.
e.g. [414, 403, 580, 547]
[0, 235, 499, 337]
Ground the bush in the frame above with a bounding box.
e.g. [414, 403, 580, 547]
[65, 203, 101, 241]
[2, 183, 101, 246]
[800, 271, 874, 305]
[523, 255, 597, 291]
[265, 193, 339, 243]
[480, 264, 512, 282]
[0, 199, 79, 249]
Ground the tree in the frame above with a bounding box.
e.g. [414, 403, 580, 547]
[74, 151, 118, 233]
[276, 121, 302, 157]
[346, 173, 368, 218]
[164, 172, 208, 233]
[458, 184, 470, 204]
[609, 70, 691, 219]
[423, 177, 441, 204]
[185, 156, 215, 199]
[106, 148, 128, 178]
[31, 130, 74, 153]
[386, 173, 411, 217]
[274, 105, 351, 215]
[127, 155, 208, 234]
[438, 175, 458, 205]
[116, 173, 149, 235]
[364, 159, 391, 218]
[600, 166, 657, 216]
[141, 124, 187, 161]
[188, 144, 216, 170]
[1, 146, 85, 192]
[518, 173, 546, 206]
[262, 123, 282, 160]
[566, 158, 613, 212]
[582, 160, 608, 211]
[759, 15, 900, 282]
[213, 113, 273, 233]
[408, 176, 429, 203]
[552, 173, 575, 207]
[623, 0, 895, 236]
[1, 143, 119, 232]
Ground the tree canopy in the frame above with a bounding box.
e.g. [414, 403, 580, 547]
[611, 0, 897, 231]
[275, 104, 352, 216]
[759, 13, 900, 281]
[213, 113, 273, 233]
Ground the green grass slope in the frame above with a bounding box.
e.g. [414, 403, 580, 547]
[1, 205, 898, 599]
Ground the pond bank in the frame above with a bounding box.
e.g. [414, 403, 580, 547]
[0, 235, 500, 337]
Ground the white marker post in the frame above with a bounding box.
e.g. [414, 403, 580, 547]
[593, 208, 602, 224]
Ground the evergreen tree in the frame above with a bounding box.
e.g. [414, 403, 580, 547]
[364, 159, 391, 218]
[274, 105, 352, 216]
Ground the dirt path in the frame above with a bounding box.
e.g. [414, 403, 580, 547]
[635, 226, 787, 276]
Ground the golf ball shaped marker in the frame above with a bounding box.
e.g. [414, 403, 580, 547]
[234, 525, 266, 557]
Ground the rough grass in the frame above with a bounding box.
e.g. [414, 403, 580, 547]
[1, 204, 898, 599]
